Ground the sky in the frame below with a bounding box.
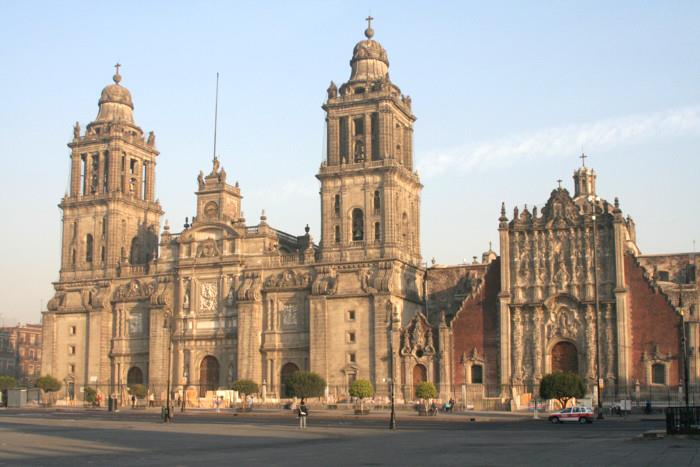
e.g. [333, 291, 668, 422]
[0, 1, 699, 326]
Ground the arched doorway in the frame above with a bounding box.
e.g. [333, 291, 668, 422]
[551, 341, 578, 374]
[127, 366, 143, 386]
[413, 364, 427, 387]
[199, 356, 220, 396]
[280, 362, 300, 397]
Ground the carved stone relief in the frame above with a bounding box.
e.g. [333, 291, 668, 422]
[200, 282, 218, 312]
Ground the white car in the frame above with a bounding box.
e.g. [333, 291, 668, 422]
[548, 406, 594, 424]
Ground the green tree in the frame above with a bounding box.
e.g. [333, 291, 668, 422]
[539, 372, 586, 409]
[129, 383, 147, 399]
[349, 379, 374, 413]
[232, 379, 259, 409]
[415, 381, 438, 401]
[284, 371, 326, 399]
[35, 375, 62, 406]
[84, 387, 97, 404]
[0, 376, 17, 391]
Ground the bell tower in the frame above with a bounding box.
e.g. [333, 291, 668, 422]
[317, 18, 422, 264]
[60, 64, 163, 279]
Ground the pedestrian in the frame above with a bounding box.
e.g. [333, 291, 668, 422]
[298, 398, 308, 428]
[449, 398, 455, 413]
[247, 395, 253, 411]
[149, 393, 155, 408]
[131, 394, 136, 409]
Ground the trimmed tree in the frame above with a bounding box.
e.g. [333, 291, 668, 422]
[349, 379, 374, 414]
[415, 381, 438, 402]
[539, 372, 586, 409]
[232, 379, 259, 410]
[36, 375, 62, 405]
[84, 387, 97, 404]
[129, 383, 147, 399]
[0, 376, 17, 391]
[284, 371, 326, 399]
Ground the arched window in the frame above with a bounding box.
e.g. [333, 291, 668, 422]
[85, 234, 93, 263]
[401, 212, 408, 243]
[352, 208, 364, 241]
[373, 190, 380, 212]
[334, 225, 341, 244]
[374, 222, 381, 241]
[471, 364, 483, 384]
[334, 194, 340, 216]
[652, 363, 665, 385]
[100, 246, 106, 263]
[71, 249, 76, 266]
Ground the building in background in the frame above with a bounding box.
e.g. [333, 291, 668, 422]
[0, 323, 42, 385]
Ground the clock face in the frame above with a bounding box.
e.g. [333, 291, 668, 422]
[204, 201, 219, 220]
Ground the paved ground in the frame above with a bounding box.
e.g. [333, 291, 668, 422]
[0, 408, 697, 466]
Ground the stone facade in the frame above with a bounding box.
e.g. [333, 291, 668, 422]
[41, 20, 698, 406]
[41, 22, 437, 403]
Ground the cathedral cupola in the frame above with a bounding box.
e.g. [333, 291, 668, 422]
[94, 63, 135, 124]
[573, 153, 597, 199]
[349, 16, 389, 83]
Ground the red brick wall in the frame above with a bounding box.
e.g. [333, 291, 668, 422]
[451, 260, 501, 387]
[626, 255, 681, 384]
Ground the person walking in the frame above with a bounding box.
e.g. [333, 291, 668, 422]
[131, 394, 136, 409]
[298, 398, 308, 429]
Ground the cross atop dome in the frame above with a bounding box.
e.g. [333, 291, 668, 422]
[365, 15, 375, 39]
[580, 152, 587, 167]
[113, 62, 122, 84]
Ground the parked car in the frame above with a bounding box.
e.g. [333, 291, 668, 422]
[548, 406, 594, 424]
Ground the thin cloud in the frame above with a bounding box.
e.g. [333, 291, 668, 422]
[417, 106, 700, 177]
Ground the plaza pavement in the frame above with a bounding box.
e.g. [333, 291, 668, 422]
[0, 406, 695, 466]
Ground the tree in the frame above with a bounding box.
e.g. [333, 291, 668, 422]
[284, 371, 326, 399]
[36, 375, 62, 405]
[0, 376, 16, 391]
[84, 387, 97, 404]
[36, 375, 62, 393]
[539, 372, 586, 409]
[129, 383, 147, 399]
[349, 379, 374, 414]
[415, 381, 438, 401]
[232, 379, 259, 409]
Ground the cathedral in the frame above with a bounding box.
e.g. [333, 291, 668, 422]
[41, 20, 699, 407]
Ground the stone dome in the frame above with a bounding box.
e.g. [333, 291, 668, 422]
[95, 67, 135, 123]
[349, 26, 390, 82]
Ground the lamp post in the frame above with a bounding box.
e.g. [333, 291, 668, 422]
[163, 311, 173, 422]
[589, 197, 604, 420]
[389, 325, 397, 430]
[678, 286, 690, 410]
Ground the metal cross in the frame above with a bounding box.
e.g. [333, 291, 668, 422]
[557, 179, 562, 189]
[580, 152, 587, 167]
[366, 15, 374, 29]
[114, 63, 121, 74]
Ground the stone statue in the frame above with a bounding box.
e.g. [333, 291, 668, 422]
[327, 81, 337, 99]
[73, 121, 80, 140]
[147, 131, 155, 146]
[354, 139, 365, 162]
[197, 171, 205, 191]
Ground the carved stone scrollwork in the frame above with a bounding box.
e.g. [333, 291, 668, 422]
[196, 238, 220, 258]
[311, 266, 337, 296]
[584, 305, 596, 381]
[511, 308, 523, 384]
[112, 279, 155, 303]
[237, 273, 261, 301]
[264, 269, 311, 290]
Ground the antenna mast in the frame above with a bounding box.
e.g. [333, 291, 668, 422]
[213, 72, 219, 162]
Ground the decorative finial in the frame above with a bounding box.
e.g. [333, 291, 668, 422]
[614, 197, 620, 209]
[260, 209, 267, 221]
[557, 179, 562, 189]
[113, 63, 122, 84]
[305, 224, 310, 234]
[580, 152, 587, 167]
[500, 202, 506, 217]
[364, 15, 374, 39]
[164, 219, 170, 231]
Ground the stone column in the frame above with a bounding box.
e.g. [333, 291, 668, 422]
[612, 214, 630, 388]
[511, 307, 523, 384]
[97, 152, 105, 194]
[70, 151, 81, 196]
[364, 114, 372, 162]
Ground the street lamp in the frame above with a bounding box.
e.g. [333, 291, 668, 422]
[389, 325, 397, 430]
[588, 196, 604, 420]
[678, 285, 690, 410]
[163, 311, 173, 422]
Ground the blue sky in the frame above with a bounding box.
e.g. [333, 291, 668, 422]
[1, 1, 699, 325]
